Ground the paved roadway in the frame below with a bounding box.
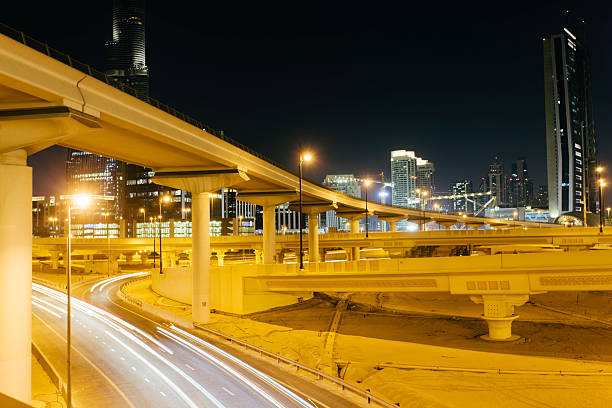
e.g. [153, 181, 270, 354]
[32, 276, 362, 408]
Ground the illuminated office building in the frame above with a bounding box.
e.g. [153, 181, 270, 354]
[544, 24, 598, 218]
[322, 174, 361, 232]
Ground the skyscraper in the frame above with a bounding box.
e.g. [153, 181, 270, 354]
[416, 159, 435, 197]
[543, 24, 598, 218]
[483, 156, 507, 207]
[507, 158, 533, 207]
[391, 150, 434, 208]
[66, 0, 152, 226]
[106, 0, 149, 94]
[322, 174, 361, 231]
[450, 180, 473, 214]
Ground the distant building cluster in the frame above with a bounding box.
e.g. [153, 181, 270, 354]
[34, 10, 603, 236]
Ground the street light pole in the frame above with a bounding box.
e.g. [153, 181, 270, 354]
[364, 179, 370, 238]
[298, 152, 312, 270]
[599, 178, 606, 233]
[66, 203, 72, 408]
[151, 216, 156, 268]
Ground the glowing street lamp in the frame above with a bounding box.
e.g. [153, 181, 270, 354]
[101, 211, 111, 275]
[607, 207, 611, 219]
[298, 151, 312, 269]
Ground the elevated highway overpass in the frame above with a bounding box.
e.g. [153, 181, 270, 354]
[33, 227, 612, 266]
[148, 250, 612, 343]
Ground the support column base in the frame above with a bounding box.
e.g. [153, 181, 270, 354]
[480, 315, 521, 341]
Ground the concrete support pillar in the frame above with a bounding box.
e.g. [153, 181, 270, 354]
[352, 246, 360, 261]
[319, 248, 326, 263]
[389, 221, 397, 232]
[50, 250, 60, 269]
[262, 205, 276, 264]
[216, 249, 226, 267]
[470, 294, 529, 341]
[192, 192, 211, 323]
[308, 215, 320, 263]
[254, 249, 262, 264]
[0, 150, 31, 403]
[350, 219, 359, 233]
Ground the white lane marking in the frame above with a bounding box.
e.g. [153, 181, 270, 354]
[32, 295, 66, 314]
[144, 378, 150, 383]
[105, 330, 201, 408]
[158, 328, 286, 408]
[168, 325, 314, 408]
[221, 387, 235, 397]
[32, 301, 62, 319]
[111, 348, 116, 352]
[185, 363, 195, 371]
[160, 391, 167, 397]
[32, 313, 137, 408]
[89, 272, 148, 293]
[131, 366, 136, 372]
[120, 357, 125, 361]
[105, 330, 224, 408]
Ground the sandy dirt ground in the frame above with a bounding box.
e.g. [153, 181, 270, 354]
[31, 354, 65, 408]
[120, 278, 612, 407]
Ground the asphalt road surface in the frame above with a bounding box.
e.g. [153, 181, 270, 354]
[32, 274, 363, 408]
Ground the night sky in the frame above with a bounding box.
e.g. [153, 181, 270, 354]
[6, 1, 612, 200]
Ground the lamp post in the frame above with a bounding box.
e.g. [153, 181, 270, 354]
[48, 216, 58, 237]
[63, 194, 113, 408]
[158, 194, 171, 274]
[607, 207, 611, 220]
[298, 152, 312, 269]
[364, 179, 371, 238]
[422, 191, 428, 231]
[101, 212, 111, 275]
[433, 203, 440, 230]
[150, 216, 155, 267]
[599, 178, 606, 233]
[139, 208, 146, 237]
[415, 189, 422, 231]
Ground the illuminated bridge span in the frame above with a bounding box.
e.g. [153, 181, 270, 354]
[33, 227, 612, 268]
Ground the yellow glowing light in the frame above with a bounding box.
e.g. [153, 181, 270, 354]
[73, 194, 90, 209]
[433, 203, 440, 209]
[162, 195, 171, 203]
[600, 179, 606, 187]
[462, 214, 467, 219]
[157, 215, 162, 219]
[302, 152, 312, 162]
[423, 191, 428, 197]
[597, 166, 604, 173]
[139, 208, 145, 213]
[364, 179, 371, 186]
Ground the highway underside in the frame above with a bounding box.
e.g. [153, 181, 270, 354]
[32, 278, 361, 408]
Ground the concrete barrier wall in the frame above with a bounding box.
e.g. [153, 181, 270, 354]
[151, 265, 310, 315]
[151, 267, 191, 304]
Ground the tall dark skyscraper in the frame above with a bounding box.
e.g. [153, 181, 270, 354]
[106, 0, 149, 94]
[508, 158, 533, 208]
[543, 23, 598, 219]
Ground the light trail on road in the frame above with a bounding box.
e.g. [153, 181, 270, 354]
[32, 279, 322, 407]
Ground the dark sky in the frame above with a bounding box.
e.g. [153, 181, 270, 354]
[7, 1, 612, 199]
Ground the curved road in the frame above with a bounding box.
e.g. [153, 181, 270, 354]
[32, 275, 362, 408]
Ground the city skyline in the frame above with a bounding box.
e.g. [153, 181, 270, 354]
[10, 3, 612, 204]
